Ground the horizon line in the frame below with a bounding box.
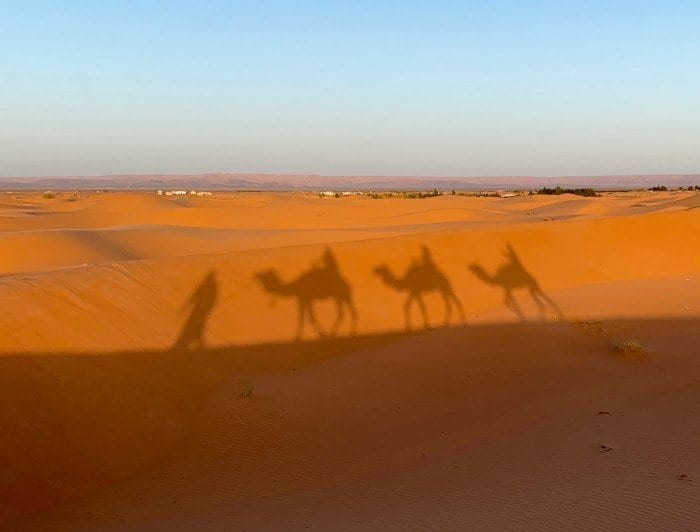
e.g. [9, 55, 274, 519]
[2, 171, 700, 181]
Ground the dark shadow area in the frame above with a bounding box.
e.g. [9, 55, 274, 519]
[254, 248, 358, 340]
[2, 317, 700, 530]
[373, 245, 465, 330]
[469, 243, 563, 321]
[174, 270, 218, 349]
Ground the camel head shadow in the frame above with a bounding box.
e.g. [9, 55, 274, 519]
[468, 243, 563, 322]
[373, 245, 465, 331]
[254, 248, 358, 341]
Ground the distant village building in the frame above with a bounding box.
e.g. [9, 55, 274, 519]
[160, 190, 211, 196]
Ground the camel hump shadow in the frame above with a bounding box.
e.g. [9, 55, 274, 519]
[373, 245, 465, 330]
[469, 243, 564, 321]
[174, 270, 218, 350]
[254, 247, 358, 341]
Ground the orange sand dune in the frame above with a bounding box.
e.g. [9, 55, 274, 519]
[1, 191, 699, 529]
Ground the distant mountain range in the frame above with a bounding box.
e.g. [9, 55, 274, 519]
[0, 173, 699, 191]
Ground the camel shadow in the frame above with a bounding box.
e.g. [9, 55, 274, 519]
[173, 270, 219, 349]
[373, 246, 465, 331]
[254, 248, 358, 341]
[468, 243, 564, 322]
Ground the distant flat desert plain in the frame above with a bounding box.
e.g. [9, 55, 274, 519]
[1, 190, 699, 530]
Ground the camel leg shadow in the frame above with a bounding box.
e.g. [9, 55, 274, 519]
[504, 290, 526, 322]
[442, 289, 466, 326]
[296, 301, 326, 341]
[531, 287, 565, 321]
[404, 293, 430, 331]
[331, 298, 359, 337]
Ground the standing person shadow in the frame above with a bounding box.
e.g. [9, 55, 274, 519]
[254, 247, 358, 341]
[174, 271, 219, 349]
[468, 243, 563, 321]
[373, 245, 465, 330]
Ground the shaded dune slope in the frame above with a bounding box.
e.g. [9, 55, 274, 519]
[4, 319, 699, 530]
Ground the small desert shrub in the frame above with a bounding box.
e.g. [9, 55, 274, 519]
[42, 191, 55, 199]
[537, 186, 598, 197]
[241, 385, 255, 398]
[613, 341, 647, 358]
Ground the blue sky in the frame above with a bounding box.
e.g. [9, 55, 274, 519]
[1, 0, 699, 177]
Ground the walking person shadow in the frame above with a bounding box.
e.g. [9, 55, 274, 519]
[174, 271, 219, 349]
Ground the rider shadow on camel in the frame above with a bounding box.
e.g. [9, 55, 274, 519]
[373, 246, 465, 331]
[469, 243, 564, 322]
[254, 248, 358, 341]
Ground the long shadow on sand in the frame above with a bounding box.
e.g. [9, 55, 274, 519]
[173, 270, 219, 349]
[2, 317, 700, 529]
[469, 243, 564, 321]
[373, 245, 465, 330]
[254, 247, 358, 341]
